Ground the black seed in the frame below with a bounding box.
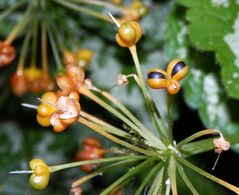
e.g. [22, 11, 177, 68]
[171, 61, 186, 76]
[148, 71, 166, 79]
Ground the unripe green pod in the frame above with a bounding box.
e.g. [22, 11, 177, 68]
[29, 174, 50, 190]
[29, 159, 50, 190]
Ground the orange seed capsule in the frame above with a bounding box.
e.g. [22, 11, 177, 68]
[116, 21, 142, 47]
[0, 41, 16, 68]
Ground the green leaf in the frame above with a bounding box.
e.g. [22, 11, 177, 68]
[178, 0, 239, 99]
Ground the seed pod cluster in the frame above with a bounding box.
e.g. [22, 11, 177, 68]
[37, 92, 58, 127]
[0, 41, 15, 68]
[147, 58, 188, 94]
[75, 137, 105, 172]
[29, 159, 50, 190]
[116, 21, 142, 47]
[50, 92, 81, 132]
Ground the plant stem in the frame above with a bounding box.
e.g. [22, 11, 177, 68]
[176, 155, 239, 194]
[177, 129, 222, 148]
[5, 4, 33, 45]
[30, 14, 39, 66]
[181, 133, 239, 156]
[167, 93, 173, 142]
[53, 0, 113, 23]
[50, 155, 146, 173]
[128, 45, 168, 143]
[176, 162, 199, 195]
[69, 0, 125, 12]
[100, 158, 154, 195]
[0, 0, 26, 21]
[16, 29, 32, 72]
[72, 158, 139, 187]
[79, 117, 154, 156]
[80, 87, 157, 146]
[47, 27, 64, 70]
[135, 162, 163, 195]
[147, 166, 164, 195]
[41, 5, 49, 77]
[169, 156, 178, 195]
[80, 111, 131, 138]
[97, 89, 166, 149]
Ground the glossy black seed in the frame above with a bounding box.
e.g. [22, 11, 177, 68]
[148, 71, 166, 79]
[171, 61, 186, 76]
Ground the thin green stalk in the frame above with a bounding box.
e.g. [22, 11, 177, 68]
[80, 111, 131, 138]
[80, 87, 158, 146]
[50, 155, 146, 173]
[161, 158, 170, 195]
[180, 138, 214, 156]
[152, 169, 164, 195]
[177, 129, 221, 148]
[72, 158, 140, 187]
[176, 162, 199, 195]
[167, 93, 173, 142]
[48, 27, 64, 70]
[129, 46, 168, 143]
[53, 0, 113, 23]
[30, 15, 39, 66]
[5, 4, 34, 45]
[181, 133, 239, 156]
[98, 90, 166, 149]
[169, 156, 178, 195]
[17, 28, 32, 72]
[0, 0, 26, 21]
[41, 13, 49, 76]
[135, 162, 164, 195]
[41, 0, 62, 72]
[69, 0, 125, 12]
[147, 167, 164, 195]
[79, 117, 154, 156]
[100, 158, 154, 195]
[176, 155, 239, 194]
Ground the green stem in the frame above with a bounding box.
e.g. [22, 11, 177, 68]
[135, 162, 163, 195]
[167, 93, 173, 142]
[80, 87, 157, 146]
[100, 158, 154, 195]
[147, 166, 164, 195]
[169, 156, 178, 195]
[5, 4, 34, 45]
[128, 46, 168, 143]
[47, 27, 64, 70]
[69, 0, 125, 12]
[17, 28, 32, 72]
[53, 0, 113, 23]
[41, 0, 49, 77]
[177, 129, 222, 148]
[176, 162, 199, 195]
[80, 111, 131, 138]
[0, 0, 26, 21]
[181, 133, 239, 156]
[50, 155, 146, 173]
[176, 155, 239, 194]
[30, 14, 39, 66]
[79, 117, 154, 156]
[98, 90, 166, 149]
[72, 158, 140, 187]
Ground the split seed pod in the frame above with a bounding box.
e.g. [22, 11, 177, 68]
[147, 59, 188, 94]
